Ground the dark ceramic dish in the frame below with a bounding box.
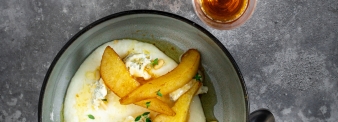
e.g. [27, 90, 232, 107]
[39, 10, 248, 122]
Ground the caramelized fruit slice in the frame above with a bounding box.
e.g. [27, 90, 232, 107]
[120, 49, 200, 104]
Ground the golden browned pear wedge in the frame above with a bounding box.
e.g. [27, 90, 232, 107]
[120, 49, 200, 104]
[156, 95, 175, 108]
[100, 46, 140, 98]
[100, 46, 175, 115]
[153, 81, 201, 122]
[135, 98, 175, 116]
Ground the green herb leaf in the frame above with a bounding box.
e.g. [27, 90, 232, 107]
[88, 114, 95, 119]
[135, 112, 151, 122]
[146, 101, 151, 108]
[135, 115, 142, 121]
[142, 112, 150, 116]
[151, 58, 159, 66]
[101, 99, 107, 101]
[193, 73, 202, 81]
[156, 90, 163, 97]
[146, 118, 152, 122]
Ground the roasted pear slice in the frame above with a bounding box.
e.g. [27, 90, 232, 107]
[156, 95, 175, 108]
[153, 81, 201, 122]
[100, 46, 140, 97]
[135, 98, 175, 116]
[120, 49, 200, 104]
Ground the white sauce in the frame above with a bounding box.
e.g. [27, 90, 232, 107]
[63, 39, 206, 122]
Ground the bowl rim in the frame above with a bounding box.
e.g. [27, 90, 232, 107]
[38, 10, 249, 121]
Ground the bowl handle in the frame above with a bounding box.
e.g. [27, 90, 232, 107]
[249, 109, 275, 122]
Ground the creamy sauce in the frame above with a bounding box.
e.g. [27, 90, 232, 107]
[63, 39, 206, 122]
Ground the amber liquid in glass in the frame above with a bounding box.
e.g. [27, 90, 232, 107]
[200, 0, 248, 23]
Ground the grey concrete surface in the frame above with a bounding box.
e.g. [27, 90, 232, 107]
[0, 0, 337, 121]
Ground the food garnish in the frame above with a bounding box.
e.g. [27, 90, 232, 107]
[151, 58, 159, 66]
[135, 112, 151, 122]
[146, 101, 151, 108]
[88, 114, 95, 119]
[193, 73, 202, 81]
[156, 90, 163, 97]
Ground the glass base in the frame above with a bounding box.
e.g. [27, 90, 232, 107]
[193, 0, 257, 30]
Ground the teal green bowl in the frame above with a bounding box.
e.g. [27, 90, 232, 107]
[39, 10, 248, 122]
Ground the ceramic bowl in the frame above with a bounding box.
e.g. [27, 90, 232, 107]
[39, 10, 248, 122]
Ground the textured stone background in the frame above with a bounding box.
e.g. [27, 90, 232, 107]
[0, 0, 337, 121]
